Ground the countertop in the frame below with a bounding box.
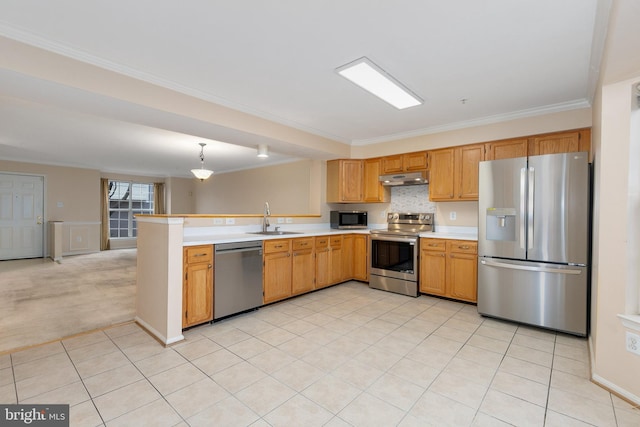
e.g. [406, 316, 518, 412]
[183, 228, 371, 246]
[183, 225, 477, 245]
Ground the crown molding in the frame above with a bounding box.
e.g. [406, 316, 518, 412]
[350, 99, 592, 146]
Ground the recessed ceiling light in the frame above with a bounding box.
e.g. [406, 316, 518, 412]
[336, 57, 423, 110]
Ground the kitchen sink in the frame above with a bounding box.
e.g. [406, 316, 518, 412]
[247, 231, 303, 235]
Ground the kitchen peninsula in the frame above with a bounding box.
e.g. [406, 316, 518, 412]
[134, 214, 370, 346]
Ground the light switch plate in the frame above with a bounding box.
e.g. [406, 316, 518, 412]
[286, 218, 293, 224]
[213, 218, 224, 225]
[277, 218, 285, 224]
[225, 218, 235, 225]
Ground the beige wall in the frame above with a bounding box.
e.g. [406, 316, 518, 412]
[165, 177, 195, 214]
[193, 159, 323, 215]
[591, 75, 640, 400]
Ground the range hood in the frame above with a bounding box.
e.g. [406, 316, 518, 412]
[379, 170, 429, 186]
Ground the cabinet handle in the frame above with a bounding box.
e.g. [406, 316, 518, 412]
[458, 245, 470, 250]
[208, 264, 212, 269]
[428, 243, 440, 247]
[193, 253, 207, 257]
[287, 253, 291, 257]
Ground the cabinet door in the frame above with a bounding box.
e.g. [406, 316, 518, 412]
[381, 155, 403, 174]
[292, 249, 315, 295]
[403, 151, 428, 171]
[447, 240, 477, 302]
[341, 160, 363, 202]
[530, 131, 580, 156]
[363, 158, 386, 202]
[183, 261, 213, 328]
[342, 235, 354, 281]
[485, 138, 528, 160]
[456, 144, 484, 200]
[429, 148, 455, 201]
[263, 251, 292, 303]
[330, 247, 342, 284]
[353, 235, 368, 281]
[419, 248, 446, 296]
[315, 248, 331, 289]
[448, 252, 477, 302]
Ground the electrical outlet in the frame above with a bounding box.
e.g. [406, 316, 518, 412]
[286, 218, 293, 224]
[213, 218, 223, 225]
[450, 211, 457, 220]
[626, 331, 640, 356]
[225, 218, 235, 225]
[277, 218, 285, 224]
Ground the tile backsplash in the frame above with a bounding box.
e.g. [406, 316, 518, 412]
[390, 185, 436, 213]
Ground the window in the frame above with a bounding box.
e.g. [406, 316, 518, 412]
[108, 181, 154, 238]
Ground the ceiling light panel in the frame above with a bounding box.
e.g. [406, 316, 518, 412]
[336, 57, 423, 110]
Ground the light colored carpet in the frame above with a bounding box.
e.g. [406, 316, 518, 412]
[0, 249, 136, 354]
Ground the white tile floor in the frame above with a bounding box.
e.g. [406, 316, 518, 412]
[1, 281, 639, 426]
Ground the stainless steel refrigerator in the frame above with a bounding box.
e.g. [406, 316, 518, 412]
[477, 152, 590, 336]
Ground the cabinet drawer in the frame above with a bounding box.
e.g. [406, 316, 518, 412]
[330, 236, 343, 248]
[185, 245, 213, 264]
[447, 240, 477, 254]
[315, 236, 329, 249]
[292, 237, 314, 251]
[264, 239, 291, 254]
[421, 238, 446, 252]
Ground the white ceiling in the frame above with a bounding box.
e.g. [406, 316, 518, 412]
[0, 0, 606, 177]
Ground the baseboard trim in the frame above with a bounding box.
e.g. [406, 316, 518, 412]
[134, 316, 184, 346]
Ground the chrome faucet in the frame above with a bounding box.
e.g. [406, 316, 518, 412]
[262, 202, 271, 232]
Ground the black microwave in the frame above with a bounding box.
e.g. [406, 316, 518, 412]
[330, 211, 368, 229]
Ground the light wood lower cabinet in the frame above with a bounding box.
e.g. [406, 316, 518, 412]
[353, 234, 369, 281]
[315, 236, 331, 289]
[292, 237, 315, 295]
[183, 245, 214, 328]
[419, 238, 477, 303]
[263, 239, 292, 304]
[261, 233, 370, 304]
[329, 235, 343, 285]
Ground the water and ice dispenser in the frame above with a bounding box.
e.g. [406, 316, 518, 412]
[486, 208, 517, 241]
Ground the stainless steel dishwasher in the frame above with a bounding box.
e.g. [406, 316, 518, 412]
[214, 241, 264, 319]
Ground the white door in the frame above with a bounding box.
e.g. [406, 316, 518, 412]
[0, 174, 44, 260]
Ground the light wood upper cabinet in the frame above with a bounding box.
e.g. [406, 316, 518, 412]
[430, 144, 483, 201]
[428, 148, 455, 200]
[529, 129, 591, 156]
[381, 151, 428, 174]
[485, 138, 528, 160]
[183, 245, 213, 328]
[456, 144, 485, 200]
[362, 158, 387, 203]
[326, 159, 363, 203]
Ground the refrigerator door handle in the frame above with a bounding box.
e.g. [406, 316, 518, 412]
[480, 259, 582, 275]
[520, 168, 527, 250]
[527, 167, 535, 250]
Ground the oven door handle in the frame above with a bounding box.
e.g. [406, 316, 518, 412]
[371, 235, 417, 244]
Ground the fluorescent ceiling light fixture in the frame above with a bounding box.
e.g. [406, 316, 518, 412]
[336, 57, 423, 109]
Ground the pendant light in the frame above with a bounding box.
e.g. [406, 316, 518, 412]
[191, 142, 214, 181]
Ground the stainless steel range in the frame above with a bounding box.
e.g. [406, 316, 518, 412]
[369, 212, 434, 297]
